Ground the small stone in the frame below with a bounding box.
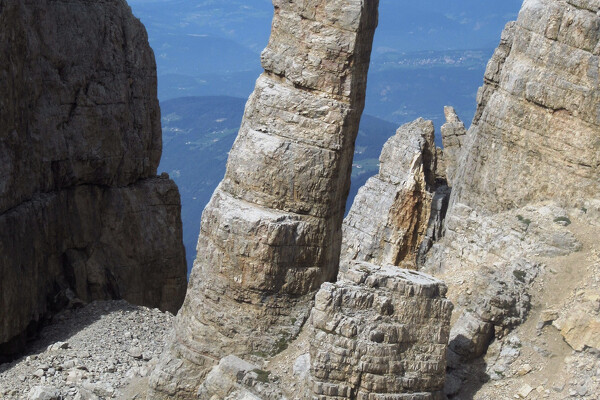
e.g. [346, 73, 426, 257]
[128, 346, 143, 359]
[125, 367, 140, 379]
[552, 383, 565, 392]
[74, 387, 100, 400]
[517, 364, 533, 376]
[293, 354, 310, 379]
[27, 386, 60, 400]
[48, 341, 69, 351]
[517, 384, 534, 398]
[32, 369, 45, 378]
[577, 385, 588, 396]
[66, 369, 85, 384]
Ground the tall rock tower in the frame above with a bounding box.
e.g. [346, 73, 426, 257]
[149, 0, 379, 397]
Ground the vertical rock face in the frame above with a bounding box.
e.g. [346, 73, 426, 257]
[439, 107, 466, 188]
[308, 262, 453, 399]
[0, 0, 187, 359]
[149, 0, 379, 397]
[451, 0, 600, 212]
[341, 119, 438, 269]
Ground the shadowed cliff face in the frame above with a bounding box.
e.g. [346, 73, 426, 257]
[0, 0, 187, 359]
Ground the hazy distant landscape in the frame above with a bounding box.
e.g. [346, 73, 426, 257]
[128, 0, 523, 271]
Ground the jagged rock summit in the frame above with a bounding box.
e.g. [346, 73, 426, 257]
[341, 118, 439, 269]
[0, 0, 187, 360]
[148, 0, 380, 398]
[439, 106, 466, 188]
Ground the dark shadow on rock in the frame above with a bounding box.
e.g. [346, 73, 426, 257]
[445, 334, 492, 399]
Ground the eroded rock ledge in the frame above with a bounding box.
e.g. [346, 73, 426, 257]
[308, 262, 452, 400]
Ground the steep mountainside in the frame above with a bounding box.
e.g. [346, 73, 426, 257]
[0, 0, 187, 360]
[451, 0, 600, 212]
[419, 0, 600, 397]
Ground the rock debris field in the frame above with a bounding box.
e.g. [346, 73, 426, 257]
[0, 301, 172, 399]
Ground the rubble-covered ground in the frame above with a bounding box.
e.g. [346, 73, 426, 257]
[0, 301, 172, 400]
[425, 200, 600, 399]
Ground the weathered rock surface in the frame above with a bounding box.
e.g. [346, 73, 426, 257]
[0, 0, 187, 359]
[450, 0, 600, 212]
[341, 119, 438, 270]
[415, 0, 600, 395]
[422, 201, 583, 396]
[553, 258, 600, 352]
[308, 262, 453, 399]
[439, 107, 466, 188]
[197, 356, 285, 400]
[416, 185, 451, 267]
[149, 0, 379, 398]
[0, 0, 162, 213]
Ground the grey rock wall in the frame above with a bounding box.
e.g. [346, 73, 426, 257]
[0, 0, 187, 359]
[451, 0, 600, 212]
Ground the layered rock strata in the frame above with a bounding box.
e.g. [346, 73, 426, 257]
[0, 0, 187, 359]
[341, 119, 438, 269]
[451, 0, 600, 212]
[308, 262, 453, 399]
[149, 0, 379, 397]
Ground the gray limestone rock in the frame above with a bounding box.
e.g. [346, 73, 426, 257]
[439, 107, 466, 188]
[148, 0, 379, 398]
[0, 0, 187, 359]
[451, 0, 600, 212]
[308, 262, 453, 399]
[341, 119, 438, 270]
[197, 355, 284, 400]
[27, 386, 60, 400]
